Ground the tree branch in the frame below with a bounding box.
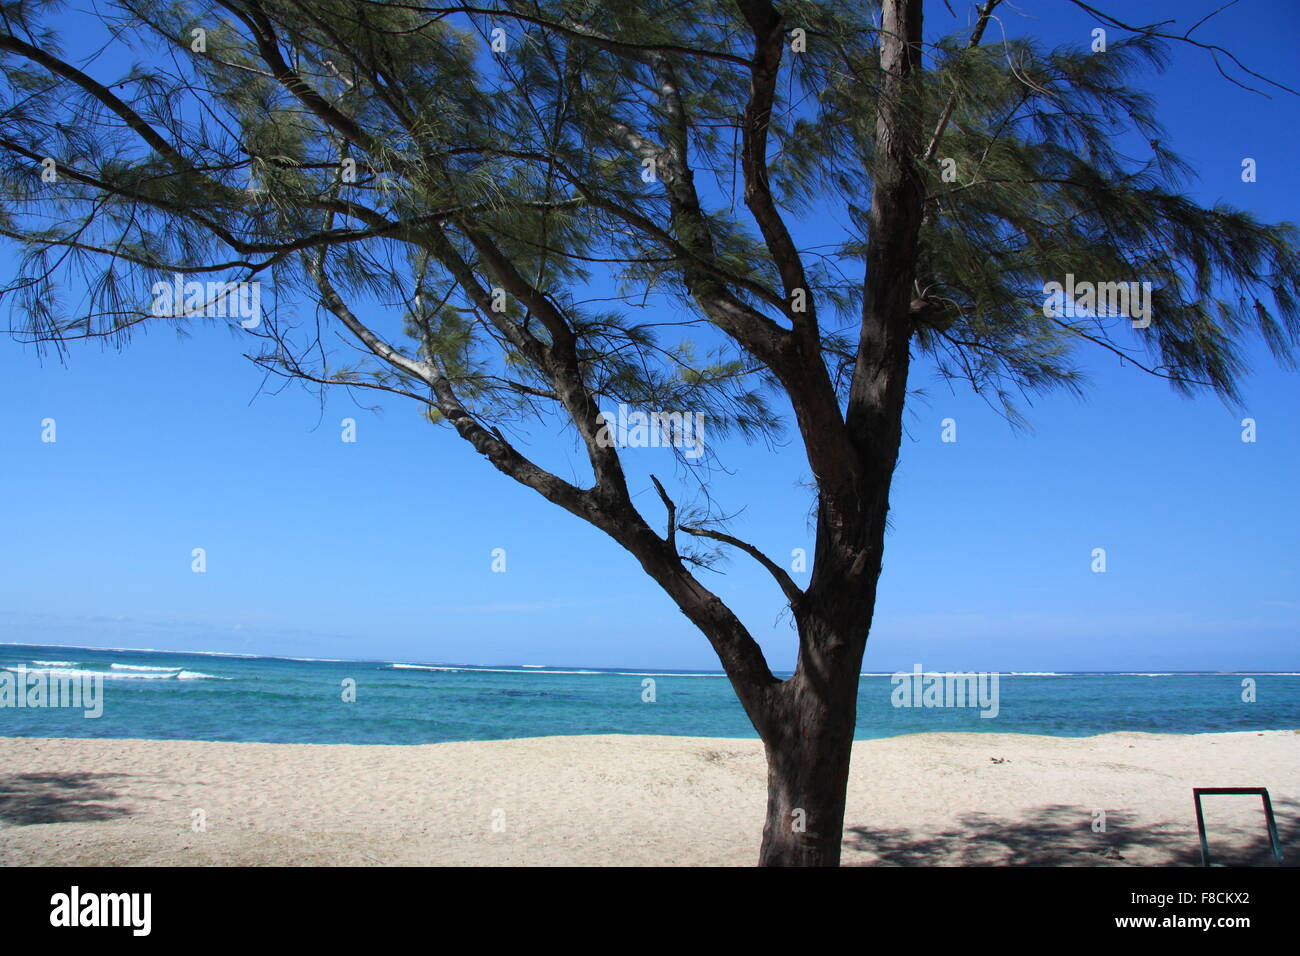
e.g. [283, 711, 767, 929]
[680, 523, 803, 606]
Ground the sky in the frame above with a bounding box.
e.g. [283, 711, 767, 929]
[0, 0, 1297, 672]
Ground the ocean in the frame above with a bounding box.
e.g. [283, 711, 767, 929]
[1, 643, 1296, 744]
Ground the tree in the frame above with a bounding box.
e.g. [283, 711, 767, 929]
[2, 0, 1297, 865]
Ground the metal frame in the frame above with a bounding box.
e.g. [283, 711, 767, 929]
[1192, 787, 1284, 866]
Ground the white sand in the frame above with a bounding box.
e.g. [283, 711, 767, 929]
[1, 730, 1295, 866]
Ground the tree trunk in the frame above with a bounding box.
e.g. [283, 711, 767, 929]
[758, 675, 859, 866]
[756, 598, 871, 866]
[751, 0, 925, 868]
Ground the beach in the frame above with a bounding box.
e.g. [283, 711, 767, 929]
[1, 730, 1296, 866]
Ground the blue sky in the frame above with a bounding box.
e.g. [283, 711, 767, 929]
[1, 1, 1297, 671]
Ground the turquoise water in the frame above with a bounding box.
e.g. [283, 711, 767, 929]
[1, 643, 1296, 744]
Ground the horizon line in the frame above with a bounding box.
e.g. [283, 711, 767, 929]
[2, 641, 1297, 676]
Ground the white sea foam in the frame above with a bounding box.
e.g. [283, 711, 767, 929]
[31, 660, 78, 667]
[5, 666, 227, 681]
[611, 672, 725, 678]
[418, 665, 609, 674]
[110, 663, 182, 672]
[7, 666, 156, 680]
[388, 663, 723, 677]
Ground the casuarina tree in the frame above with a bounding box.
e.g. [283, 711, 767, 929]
[2, 0, 1297, 864]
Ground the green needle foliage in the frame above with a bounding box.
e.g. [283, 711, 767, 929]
[3, 1, 1295, 420]
[2, 0, 1297, 865]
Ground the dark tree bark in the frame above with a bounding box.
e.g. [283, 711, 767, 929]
[757, 643, 866, 866]
[749, 0, 927, 866]
[752, 498, 896, 865]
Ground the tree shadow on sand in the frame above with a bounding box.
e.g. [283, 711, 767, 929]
[844, 799, 1300, 866]
[0, 772, 135, 825]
